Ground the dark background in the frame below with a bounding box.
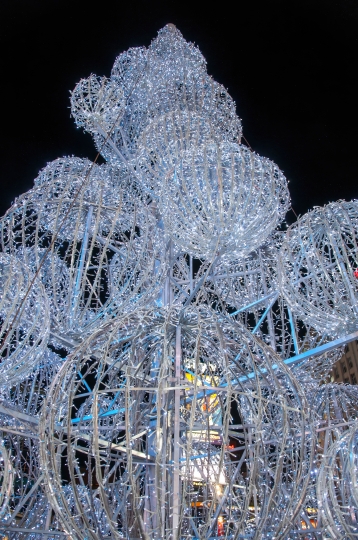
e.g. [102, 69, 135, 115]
[1, 0, 357, 223]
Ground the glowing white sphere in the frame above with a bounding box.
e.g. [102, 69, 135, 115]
[71, 25, 241, 165]
[70, 74, 124, 135]
[32, 157, 139, 238]
[0, 157, 167, 336]
[39, 308, 311, 539]
[153, 142, 289, 259]
[278, 200, 358, 337]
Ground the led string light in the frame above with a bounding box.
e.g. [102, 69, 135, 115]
[0, 24, 357, 540]
[38, 307, 313, 539]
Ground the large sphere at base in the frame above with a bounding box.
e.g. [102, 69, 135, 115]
[39, 307, 313, 540]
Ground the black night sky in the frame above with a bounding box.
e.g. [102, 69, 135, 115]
[1, 0, 357, 223]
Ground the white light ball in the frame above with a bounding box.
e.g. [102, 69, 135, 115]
[158, 142, 289, 260]
[278, 200, 358, 337]
[39, 307, 312, 539]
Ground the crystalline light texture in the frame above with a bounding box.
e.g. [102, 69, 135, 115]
[0, 23, 355, 540]
[317, 420, 358, 537]
[278, 200, 358, 337]
[0, 253, 50, 386]
[0, 157, 167, 337]
[39, 307, 313, 540]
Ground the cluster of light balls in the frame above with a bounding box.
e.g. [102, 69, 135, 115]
[0, 24, 358, 540]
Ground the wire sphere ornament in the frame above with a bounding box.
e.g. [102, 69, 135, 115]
[0, 353, 63, 533]
[317, 420, 358, 538]
[69, 75, 125, 137]
[0, 431, 44, 530]
[278, 200, 358, 337]
[200, 234, 280, 310]
[155, 142, 290, 260]
[71, 25, 242, 166]
[32, 157, 147, 238]
[0, 253, 50, 387]
[0, 348, 63, 420]
[292, 384, 358, 534]
[39, 307, 313, 540]
[0, 157, 167, 337]
[311, 383, 358, 428]
[194, 241, 341, 384]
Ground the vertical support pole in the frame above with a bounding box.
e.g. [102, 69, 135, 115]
[287, 306, 299, 356]
[259, 252, 276, 350]
[163, 241, 173, 306]
[172, 325, 181, 538]
[189, 255, 193, 295]
[161, 393, 168, 538]
[247, 427, 259, 527]
[45, 506, 52, 531]
[144, 350, 160, 536]
[70, 206, 93, 326]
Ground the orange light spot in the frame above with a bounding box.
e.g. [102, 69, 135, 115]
[218, 515, 225, 536]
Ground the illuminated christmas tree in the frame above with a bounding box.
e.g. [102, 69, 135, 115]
[1, 24, 358, 539]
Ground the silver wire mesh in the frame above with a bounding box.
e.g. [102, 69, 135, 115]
[0, 253, 50, 386]
[317, 420, 358, 537]
[39, 307, 314, 540]
[0, 23, 356, 540]
[0, 157, 168, 337]
[278, 200, 358, 338]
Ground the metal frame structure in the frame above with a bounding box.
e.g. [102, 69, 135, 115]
[0, 23, 357, 540]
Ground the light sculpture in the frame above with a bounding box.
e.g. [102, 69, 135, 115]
[71, 25, 241, 165]
[268, 301, 344, 383]
[39, 308, 313, 539]
[0, 23, 357, 540]
[0, 157, 166, 338]
[293, 383, 358, 534]
[206, 236, 279, 309]
[196, 244, 343, 383]
[0, 350, 62, 536]
[1, 349, 62, 418]
[153, 141, 290, 260]
[278, 200, 358, 338]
